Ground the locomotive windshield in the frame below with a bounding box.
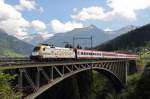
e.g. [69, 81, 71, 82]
[33, 47, 41, 51]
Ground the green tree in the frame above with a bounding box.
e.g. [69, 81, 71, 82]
[65, 43, 73, 48]
[0, 72, 21, 99]
[76, 44, 82, 49]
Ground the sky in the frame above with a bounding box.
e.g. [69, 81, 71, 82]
[0, 0, 150, 39]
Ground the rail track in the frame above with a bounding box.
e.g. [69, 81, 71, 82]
[0, 57, 33, 67]
[0, 57, 30, 62]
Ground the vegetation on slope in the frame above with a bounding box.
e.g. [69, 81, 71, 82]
[96, 24, 150, 52]
[118, 62, 150, 99]
[0, 73, 21, 99]
[0, 29, 34, 56]
[136, 42, 150, 67]
[0, 49, 23, 57]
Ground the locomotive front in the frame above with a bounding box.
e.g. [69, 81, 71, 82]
[30, 44, 76, 60]
[30, 44, 49, 60]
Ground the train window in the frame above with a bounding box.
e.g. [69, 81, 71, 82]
[81, 52, 84, 55]
[33, 47, 40, 51]
[86, 52, 88, 55]
[43, 48, 45, 51]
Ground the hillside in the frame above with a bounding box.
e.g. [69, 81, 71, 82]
[45, 25, 135, 47]
[23, 25, 136, 46]
[45, 25, 108, 47]
[0, 30, 34, 56]
[96, 24, 150, 52]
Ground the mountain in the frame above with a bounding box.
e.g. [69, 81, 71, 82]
[95, 24, 150, 51]
[109, 25, 137, 38]
[45, 25, 109, 47]
[0, 29, 34, 56]
[23, 33, 53, 45]
[23, 34, 45, 46]
[23, 25, 137, 47]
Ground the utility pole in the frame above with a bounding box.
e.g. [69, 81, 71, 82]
[72, 36, 93, 49]
[90, 36, 93, 49]
[73, 37, 75, 48]
[72, 36, 94, 88]
[62, 41, 72, 48]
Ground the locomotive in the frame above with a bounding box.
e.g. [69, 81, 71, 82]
[30, 44, 138, 60]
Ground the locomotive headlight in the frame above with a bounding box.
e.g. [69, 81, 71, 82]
[32, 52, 39, 56]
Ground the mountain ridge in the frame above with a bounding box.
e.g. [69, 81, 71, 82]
[95, 24, 150, 51]
[0, 29, 34, 56]
[23, 25, 137, 47]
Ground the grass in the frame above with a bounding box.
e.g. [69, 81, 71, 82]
[2, 49, 23, 57]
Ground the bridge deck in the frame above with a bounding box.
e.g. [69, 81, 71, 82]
[0, 60, 127, 70]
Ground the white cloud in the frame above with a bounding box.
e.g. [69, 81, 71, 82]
[0, 0, 48, 40]
[31, 20, 46, 32]
[50, 19, 84, 33]
[104, 27, 112, 32]
[39, 31, 54, 39]
[72, 0, 150, 21]
[15, 0, 43, 12]
[0, 0, 30, 39]
[71, 6, 106, 21]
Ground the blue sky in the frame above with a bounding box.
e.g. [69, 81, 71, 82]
[1, 0, 150, 39]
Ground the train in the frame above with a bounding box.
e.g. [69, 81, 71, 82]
[30, 44, 138, 60]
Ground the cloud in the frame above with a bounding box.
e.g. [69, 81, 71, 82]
[71, 6, 106, 21]
[39, 31, 54, 39]
[107, 0, 150, 20]
[15, 0, 43, 12]
[72, 0, 150, 21]
[104, 27, 112, 31]
[50, 19, 84, 33]
[31, 20, 46, 32]
[0, 0, 29, 39]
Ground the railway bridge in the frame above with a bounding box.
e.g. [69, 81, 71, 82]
[0, 58, 137, 99]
